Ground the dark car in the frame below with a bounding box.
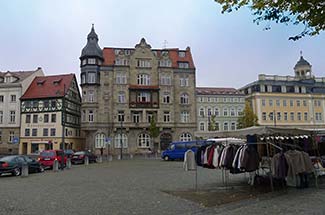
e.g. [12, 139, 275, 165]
[64, 149, 75, 158]
[71, 151, 97, 164]
[0, 155, 44, 176]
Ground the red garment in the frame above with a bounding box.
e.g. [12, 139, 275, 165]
[207, 146, 215, 168]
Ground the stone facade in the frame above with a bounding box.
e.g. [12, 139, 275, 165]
[0, 68, 44, 154]
[80, 26, 197, 155]
[196, 87, 245, 134]
[240, 55, 325, 129]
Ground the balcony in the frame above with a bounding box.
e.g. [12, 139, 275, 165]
[129, 101, 159, 108]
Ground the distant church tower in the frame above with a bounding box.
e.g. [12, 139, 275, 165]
[294, 52, 312, 79]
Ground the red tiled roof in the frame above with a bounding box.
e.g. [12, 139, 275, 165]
[196, 87, 243, 95]
[21, 74, 75, 99]
[102, 46, 195, 69]
[129, 85, 159, 90]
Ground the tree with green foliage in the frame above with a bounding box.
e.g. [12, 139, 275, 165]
[237, 101, 258, 128]
[215, 0, 325, 40]
[149, 116, 160, 152]
[208, 115, 217, 131]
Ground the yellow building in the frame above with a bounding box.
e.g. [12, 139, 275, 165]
[241, 55, 325, 129]
[19, 74, 84, 154]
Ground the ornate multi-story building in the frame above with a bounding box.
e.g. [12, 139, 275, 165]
[196, 87, 245, 133]
[80, 25, 197, 154]
[19, 74, 82, 154]
[0, 67, 44, 154]
[240, 55, 325, 129]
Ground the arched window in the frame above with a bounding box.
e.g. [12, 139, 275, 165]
[180, 93, 189, 104]
[214, 108, 219, 116]
[137, 74, 150, 85]
[138, 133, 151, 148]
[199, 122, 205, 131]
[180, 133, 192, 141]
[230, 107, 235, 116]
[114, 133, 128, 148]
[199, 108, 205, 117]
[95, 133, 105, 149]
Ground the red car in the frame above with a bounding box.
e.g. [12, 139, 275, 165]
[38, 150, 67, 169]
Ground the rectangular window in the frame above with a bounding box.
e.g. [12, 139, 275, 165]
[223, 108, 228, 116]
[214, 108, 219, 116]
[223, 122, 228, 131]
[290, 112, 294, 121]
[290, 100, 294, 107]
[10, 111, 16, 123]
[10, 95, 16, 102]
[283, 100, 287, 107]
[160, 75, 171, 85]
[32, 129, 37, 137]
[118, 92, 125, 103]
[0, 111, 3, 124]
[269, 99, 273, 107]
[296, 100, 301, 107]
[9, 131, 14, 142]
[118, 111, 124, 122]
[51, 114, 56, 123]
[33, 114, 38, 123]
[276, 100, 280, 107]
[180, 111, 189, 123]
[50, 128, 56, 136]
[284, 112, 288, 121]
[304, 112, 308, 121]
[88, 72, 96, 83]
[316, 113, 323, 121]
[88, 58, 96, 64]
[269, 112, 274, 121]
[277, 112, 281, 121]
[132, 112, 140, 123]
[180, 78, 189, 87]
[26, 114, 31, 123]
[303, 100, 307, 107]
[262, 112, 266, 121]
[164, 112, 170, 122]
[82, 110, 86, 122]
[137, 59, 151, 68]
[44, 114, 49, 123]
[297, 112, 302, 121]
[25, 129, 30, 137]
[88, 90, 94, 102]
[163, 93, 170, 104]
[261, 99, 265, 106]
[0, 96, 3, 102]
[89, 110, 94, 122]
[231, 122, 236, 130]
[178, 62, 189, 68]
[116, 73, 127, 84]
[147, 112, 153, 123]
[43, 128, 48, 136]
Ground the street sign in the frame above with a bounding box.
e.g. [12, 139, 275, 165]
[12, 137, 19, 144]
[105, 137, 111, 145]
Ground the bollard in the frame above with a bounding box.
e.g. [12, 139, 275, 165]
[117, 154, 121, 160]
[130, 154, 133, 160]
[97, 156, 103, 163]
[66, 158, 72, 169]
[21, 163, 29, 177]
[108, 155, 113, 162]
[84, 156, 89, 165]
[53, 160, 59, 172]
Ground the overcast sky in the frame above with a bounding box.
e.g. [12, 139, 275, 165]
[0, 0, 324, 88]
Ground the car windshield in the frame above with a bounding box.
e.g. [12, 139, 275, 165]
[74, 151, 85, 155]
[0, 156, 16, 162]
[40, 151, 55, 157]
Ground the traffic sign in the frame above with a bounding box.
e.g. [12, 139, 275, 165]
[12, 137, 19, 144]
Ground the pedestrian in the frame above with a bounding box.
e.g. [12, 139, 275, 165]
[100, 147, 104, 156]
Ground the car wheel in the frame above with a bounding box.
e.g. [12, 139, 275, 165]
[13, 168, 21, 176]
[163, 156, 170, 161]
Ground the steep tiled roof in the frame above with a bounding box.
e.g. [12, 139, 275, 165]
[196, 87, 243, 95]
[21, 74, 74, 99]
[0, 68, 42, 83]
[102, 46, 195, 69]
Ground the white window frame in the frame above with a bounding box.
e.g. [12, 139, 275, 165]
[115, 133, 128, 148]
[137, 133, 151, 148]
[180, 111, 189, 123]
[137, 74, 150, 85]
[180, 133, 192, 141]
[95, 133, 106, 149]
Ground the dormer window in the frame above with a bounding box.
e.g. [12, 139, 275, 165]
[178, 62, 189, 69]
[82, 59, 87, 65]
[137, 59, 151, 68]
[178, 51, 186, 57]
[88, 58, 96, 64]
[37, 80, 45, 86]
[159, 60, 172, 67]
[125, 49, 131, 55]
[53, 79, 62, 86]
[5, 76, 11, 83]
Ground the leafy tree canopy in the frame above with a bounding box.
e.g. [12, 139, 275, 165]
[237, 101, 259, 129]
[149, 117, 160, 138]
[215, 0, 325, 40]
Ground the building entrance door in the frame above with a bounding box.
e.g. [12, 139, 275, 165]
[160, 133, 172, 151]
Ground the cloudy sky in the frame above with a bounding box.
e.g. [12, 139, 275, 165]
[0, 0, 324, 88]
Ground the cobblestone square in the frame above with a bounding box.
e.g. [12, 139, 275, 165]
[0, 159, 325, 215]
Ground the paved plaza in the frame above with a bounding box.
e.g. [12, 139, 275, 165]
[0, 159, 325, 215]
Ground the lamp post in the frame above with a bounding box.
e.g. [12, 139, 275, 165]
[120, 120, 123, 160]
[273, 110, 277, 127]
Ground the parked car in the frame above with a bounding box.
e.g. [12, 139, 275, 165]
[64, 149, 75, 158]
[0, 155, 44, 176]
[38, 150, 67, 169]
[161, 140, 211, 161]
[71, 151, 97, 164]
